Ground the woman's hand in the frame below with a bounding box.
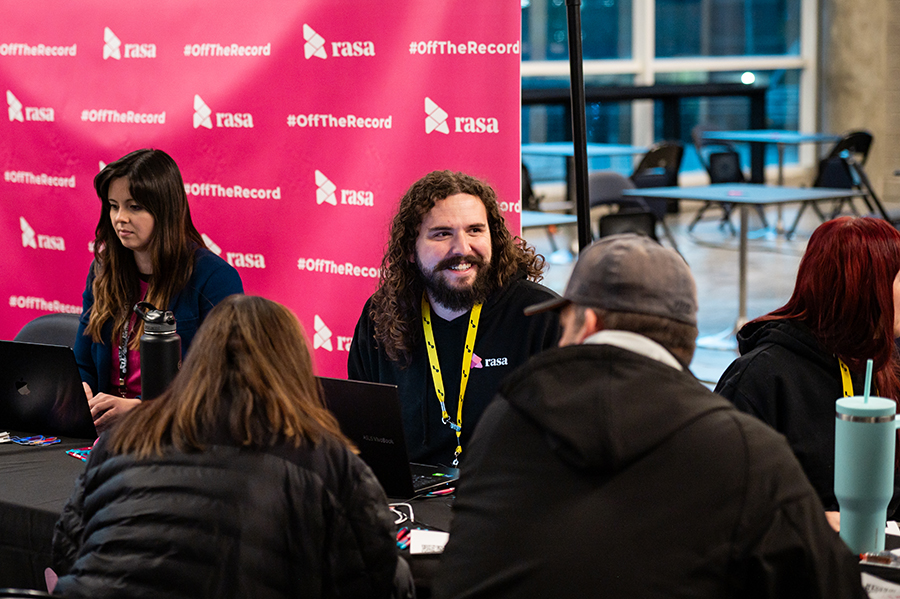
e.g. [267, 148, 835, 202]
[825, 511, 840, 532]
[84, 383, 141, 432]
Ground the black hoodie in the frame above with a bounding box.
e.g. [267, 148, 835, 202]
[434, 341, 864, 599]
[347, 273, 560, 466]
[716, 318, 900, 516]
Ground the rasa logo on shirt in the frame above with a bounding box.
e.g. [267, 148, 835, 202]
[20, 217, 65, 251]
[302, 24, 374, 59]
[424, 97, 498, 135]
[7, 90, 54, 122]
[193, 95, 254, 129]
[201, 233, 265, 269]
[470, 353, 509, 369]
[102, 27, 156, 60]
[315, 170, 373, 207]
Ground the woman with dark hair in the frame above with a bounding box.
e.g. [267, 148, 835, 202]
[716, 216, 900, 518]
[75, 148, 243, 430]
[53, 295, 411, 598]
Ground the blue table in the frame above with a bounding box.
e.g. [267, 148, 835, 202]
[521, 143, 647, 206]
[623, 184, 863, 350]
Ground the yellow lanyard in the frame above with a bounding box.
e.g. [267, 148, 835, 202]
[421, 295, 482, 466]
[839, 358, 854, 397]
[839, 358, 876, 397]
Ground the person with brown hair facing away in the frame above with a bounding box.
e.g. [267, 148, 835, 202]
[53, 295, 412, 599]
[76, 148, 243, 431]
[348, 170, 560, 467]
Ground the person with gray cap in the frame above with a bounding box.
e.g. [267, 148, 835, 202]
[432, 234, 864, 599]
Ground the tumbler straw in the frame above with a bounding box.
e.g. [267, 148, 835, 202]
[864, 358, 873, 403]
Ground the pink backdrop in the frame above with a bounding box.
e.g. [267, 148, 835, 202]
[0, 0, 522, 377]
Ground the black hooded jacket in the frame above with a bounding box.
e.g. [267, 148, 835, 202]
[716, 318, 900, 516]
[434, 341, 864, 599]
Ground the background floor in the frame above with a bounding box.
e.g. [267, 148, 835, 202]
[521, 197, 827, 387]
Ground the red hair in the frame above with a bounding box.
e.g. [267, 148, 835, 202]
[755, 217, 900, 399]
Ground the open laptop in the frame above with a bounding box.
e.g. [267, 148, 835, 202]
[318, 377, 459, 499]
[0, 340, 97, 439]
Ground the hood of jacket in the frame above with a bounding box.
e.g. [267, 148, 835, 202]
[497, 342, 735, 473]
[736, 319, 832, 369]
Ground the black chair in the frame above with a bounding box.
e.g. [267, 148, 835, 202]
[689, 127, 767, 233]
[598, 211, 658, 241]
[14, 313, 81, 348]
[588, 168, 682, 256]
[787, 130, 874, 234]
[631, 141, 683, 189]
[521, 162, 542, 212]
[628, 142, 683, 253]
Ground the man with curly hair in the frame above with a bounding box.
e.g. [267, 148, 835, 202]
[348, 170, 560, 467]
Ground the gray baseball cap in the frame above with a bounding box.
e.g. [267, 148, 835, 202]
[524, 234, 697, 326]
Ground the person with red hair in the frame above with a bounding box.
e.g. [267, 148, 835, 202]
[717, 216, 900, 520]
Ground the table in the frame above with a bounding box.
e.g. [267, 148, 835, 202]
[623, 184, 864, 350]
[521, 142, 647, 206]
[702, 130, 840, 234]
[0, 435, 453, 594]
[520, 209, 580, 264]
[0, 435, 89, 590]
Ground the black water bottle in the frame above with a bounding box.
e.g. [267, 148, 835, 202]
[134, 301, 181, 400]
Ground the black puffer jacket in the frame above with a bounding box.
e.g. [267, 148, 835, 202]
[52, 434, 410, 599]
[716, 318, 900, 516]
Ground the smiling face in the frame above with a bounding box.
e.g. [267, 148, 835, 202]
[413, 193, 493, 315]
[108, 177, 155, 266]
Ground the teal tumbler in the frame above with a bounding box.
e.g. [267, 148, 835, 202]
[834, 395, 898, 554]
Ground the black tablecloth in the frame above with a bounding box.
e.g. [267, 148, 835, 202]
[0, 434, 91, 590]
[0, 435, 454, 594]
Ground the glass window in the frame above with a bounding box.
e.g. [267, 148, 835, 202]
[522, 0, 633, 61]
[655, 0, 801, 57]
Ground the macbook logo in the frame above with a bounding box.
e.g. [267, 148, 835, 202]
[425, 97, 449, 134]
[315, 170, 337, 206]
[193, 95, 213, 129]
[7, 90, 23, 122]
[313, 315, 333, 351]
[20, 217, 36, 248]
[103, 27, 122, 60]
[304, 25, 327, 60]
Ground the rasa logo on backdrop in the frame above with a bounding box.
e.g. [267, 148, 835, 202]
[7, 91, 54, 122]
[315, 170, 373, 207]
[201, 233, 265, 269]
[193, 95, 254, 129]
[424, 97, 498, 135]
[302, 25, 374, 60]
[312, 315, 352, 352]
[102, 27, 156, 60]
[20, 217, 65, 251]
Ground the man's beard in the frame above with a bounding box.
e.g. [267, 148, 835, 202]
[416, 254, 493, 313]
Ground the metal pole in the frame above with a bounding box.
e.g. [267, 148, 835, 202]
[565, 0, 591, 251]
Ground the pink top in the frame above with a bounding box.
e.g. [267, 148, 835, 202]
[109, 279, 149, 398]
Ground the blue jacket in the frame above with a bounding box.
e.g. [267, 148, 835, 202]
[75, 248, 243, 393]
